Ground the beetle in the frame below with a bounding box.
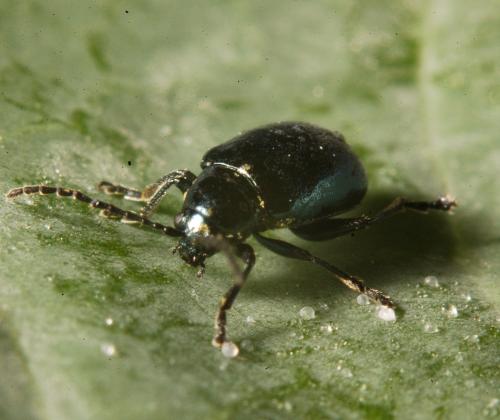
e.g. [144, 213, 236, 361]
[6, 121, 456, 353]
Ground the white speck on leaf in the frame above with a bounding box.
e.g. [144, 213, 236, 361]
[299, 306, 316, 320]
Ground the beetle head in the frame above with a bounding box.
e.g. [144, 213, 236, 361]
[173, 209, 216, 271]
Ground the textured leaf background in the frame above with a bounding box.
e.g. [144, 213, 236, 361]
[0, 1, 499, 419]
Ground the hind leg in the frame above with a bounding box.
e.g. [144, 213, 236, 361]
[291, 196, 456, 241]
[254, 233, 394, 307]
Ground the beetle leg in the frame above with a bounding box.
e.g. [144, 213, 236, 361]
[97, 181, 144, 201]
[254, 233, 394, 307]
[98, 169, 197, 217]
[291, 195, 457, 241]
[202, 237, 255, 348]
[5, 185, 183, 238]
[139, 169, 197, 217]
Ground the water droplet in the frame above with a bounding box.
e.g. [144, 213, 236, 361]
[299, 306, 316, 320]
[484, 398, 500, 417]
[376, 306, 396, 322]
[320, 323, 335, 334]
[221, 341, 239, 358]
[245, 315, 256, 325]
[356, 294, 370, 305]
[44, 224, 52, 230]
[100, 343, 117, 357]
[423, 275, 440, 288]
[465, 334, 479, 344]
[319, 302, 329, 311]
[443, 304, 458, 318]
[462, 293, 472, 302]
[423, 323, 439, 333]
[487, 398, 499, 409]
[105, 317, 114, 326]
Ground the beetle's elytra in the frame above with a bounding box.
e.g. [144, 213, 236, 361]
[6, 121, 456, 355]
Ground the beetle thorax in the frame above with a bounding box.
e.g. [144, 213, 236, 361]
[178, 165, 263, 239]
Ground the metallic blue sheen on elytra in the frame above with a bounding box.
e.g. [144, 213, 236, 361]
[200, 121, 367, 230]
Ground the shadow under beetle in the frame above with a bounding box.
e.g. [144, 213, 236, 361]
[6, 122, 456, 354]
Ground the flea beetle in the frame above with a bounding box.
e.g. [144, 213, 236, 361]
[6, 122, 456, 353]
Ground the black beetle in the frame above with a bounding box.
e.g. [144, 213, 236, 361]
[6, 122, 456, 354]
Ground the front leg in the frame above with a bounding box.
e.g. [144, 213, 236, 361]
[6, 185, 182, 237]
[98, 169, 197, 217]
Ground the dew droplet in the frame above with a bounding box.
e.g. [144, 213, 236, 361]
[376, 306, 396, 322]
[319, 302, 329, 311]
[424, 275, 440, 288]
[444, 304, 458, 318]
[245, 315, 256, 325]
[465, 334, 479, 344]
[105, 317, 114, 326]
[423, 323, 439, 333]
[299, 306, 316, 320]
[320, 323, 335, 334]
[283, 401, 293, 412]
[356, 294, 370, 305]
[221, 341, 239, 358]
[462, 293, 472, 302]
[488, 398, 499, 409]
[485, 398, 500, 417]
[100, 343, 117, 357]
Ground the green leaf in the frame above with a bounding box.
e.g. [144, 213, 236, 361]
[1, 1, 499, 419]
